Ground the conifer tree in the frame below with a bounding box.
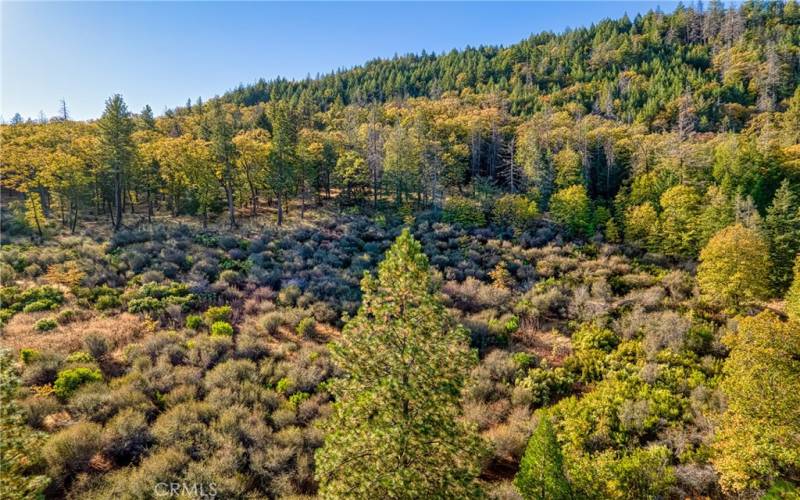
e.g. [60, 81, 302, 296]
[765, 180, 800, 293]
[514, 413, 572, 500]
[315, 229, 485, 498]
[208, 101, 238, 228]
[98, 94, 135, 231]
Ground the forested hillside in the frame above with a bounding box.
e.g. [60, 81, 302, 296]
[1, 1, 799, 499]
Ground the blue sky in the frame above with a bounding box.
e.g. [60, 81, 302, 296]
[1, 1, 678, 121]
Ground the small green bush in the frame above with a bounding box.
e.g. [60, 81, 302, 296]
[35, 318, 57, 332]
[277, 285, 301, 307]
[512, 352, 536, 371]
[493, 194, 539, 231]
[203, 305, 231, 325]
[56, 309, 76, 324]
[95, 294, 121, 311]
[288, 392, 311, 408]
[185, 314, 204, 330]
[127, 297, 163, 314]
[210, 321, 234, 337]
[53, 367, 103, 399]
[443, 197, 485, 228]
[572, 323, 619, 353]
[19, 348, 40, 364]
[65, 351, 94, 363]
[296, 317, 316, 337]
[275, 377, 295, 394]
[23, 299, 58, 313]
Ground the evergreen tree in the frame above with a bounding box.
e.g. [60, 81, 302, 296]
[315, 229, 485, 498]
[765, 180, 800, 293]
[659, 184, 701, 257]
[515, 413, 572, 500]
[266, 102, 298, 226]
[98, 94, 135, 231]
[140, 104, 156, 130]
[208, 101, 238, 228]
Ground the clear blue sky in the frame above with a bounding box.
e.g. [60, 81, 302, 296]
[1, 1, 678, 121]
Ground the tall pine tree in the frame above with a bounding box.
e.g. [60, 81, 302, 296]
[98, 94, 135, 231]
[765, 180, 800, 293]
[315, 229, 485, 498]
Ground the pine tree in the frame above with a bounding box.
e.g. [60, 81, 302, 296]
[315, 229, 485, 498]
[514, 413, 572, 500]
[140, 105, 156, 130]
[266, 102, 299, 226]
[765, 180, 800, 293]
[98, 94, 135, 231]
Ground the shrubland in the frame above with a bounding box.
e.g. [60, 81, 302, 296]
[2, 1, 800, 498]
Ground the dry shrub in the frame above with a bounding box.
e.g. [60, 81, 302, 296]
[21, 393, 62, 428]
[1, 311, 148, 354]
[484, 406, 535, 463]
[443, 277, 511, 312]
[487, 480, 524, 500]
[102, 408, 152, 464]
[43, 421, 103, 484]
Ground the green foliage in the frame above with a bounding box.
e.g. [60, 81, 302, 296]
[186, 314, 204, 330]
[203, 305, 232, 324]
[713, 312, 800, 494]
[0, 285, 64, 322]
[65, 351, 94, 363]
[553, 147, 583, 190]
[126, 281, 193, 314]
[765, 180, 800, 293]
[515, 413, 572, 500]
[34, 318, 57, 332]
[0, 350, 50, 497]
[659, 185, 701, 257]
[516, 365, 574, 408]
[315, 229, 485, 498]
[549, 185, 592, 238]
[127, 296, 162, 314]
[493, 194, 539, 231]
[53, 367, 103, 399]
[19, 348, 39, 364]
[698, 224, 771, 309]
[787, 256, 800, 322]
[443, 196, 485, 228]
[624, 202, 659, 251]
[210, 321, 234, 336]
[95, 294, 120, 310]
[296, 316, 316, 337]
[572, 323, 619, 353]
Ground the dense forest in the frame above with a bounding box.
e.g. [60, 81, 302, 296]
[1, 1, 799, 498]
